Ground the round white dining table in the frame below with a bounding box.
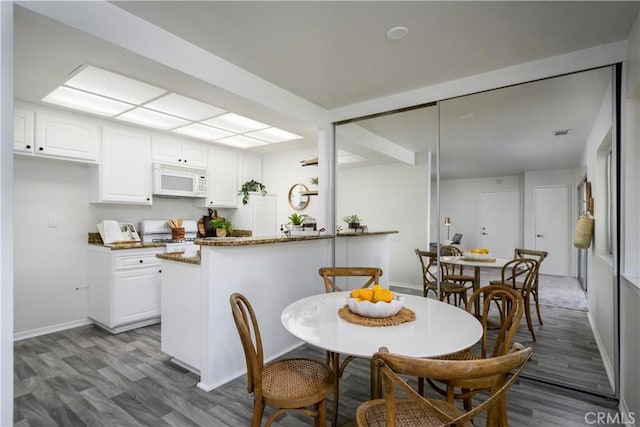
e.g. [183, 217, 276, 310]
[281, 291, 483, 398]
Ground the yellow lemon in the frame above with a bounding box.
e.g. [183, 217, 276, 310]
[372, 283, 383, 292]
[350, 289, 361, 298]
[359, 289, 374, 302]
[374, 289, 394, 303]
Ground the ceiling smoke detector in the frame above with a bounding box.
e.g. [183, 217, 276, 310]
[553, 129, 571, 136]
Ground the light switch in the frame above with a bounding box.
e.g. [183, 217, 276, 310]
[47, 214, 59, 228]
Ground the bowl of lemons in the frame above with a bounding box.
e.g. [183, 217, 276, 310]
[347, 285, 404, 318]
[463, 247, 491, 260]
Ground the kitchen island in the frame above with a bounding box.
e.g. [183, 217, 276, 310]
[158, 234, 334, 391]
[335, 230, 398, 287]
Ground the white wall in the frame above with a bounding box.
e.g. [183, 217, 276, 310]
[262, 147, 324, 231]
[620, 11, 640, 425]
[13, 155, 224, 336]
[582, 77, 617, 392]
[0, 3, 13, 424]
[337, 157, 431, 288]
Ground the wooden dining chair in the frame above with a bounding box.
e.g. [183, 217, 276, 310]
[230, 293, 334, 427]
[440, 245, 476, 291]
[419, 285, 525, 417]
[415, 249, 469, 306]
[514, 248, 548, 326]
[357, 346, 533, 427]
[491, 258, 539, 341]
[318, 266, 383, 426]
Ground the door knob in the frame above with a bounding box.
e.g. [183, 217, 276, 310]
[481, 232, 488, 235]
[536, 234, 544, 238]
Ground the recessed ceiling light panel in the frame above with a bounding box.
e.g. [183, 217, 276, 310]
[202, 113, 269, 133]
[216, 135, 269, 149]
[246, 127, 302, 143]
[172, 123, 234, 140]
[115, 107, 190, 130]
[65, 65, 167, 104]
[144, 93, 226, 121]
[42, 86, 134, 117]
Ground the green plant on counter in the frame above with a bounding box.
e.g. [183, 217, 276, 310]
[342, 214, 361, 224]
[288, 213, 308, 226]
[210, 217, 233, 235]
[238, 180, 267, 205]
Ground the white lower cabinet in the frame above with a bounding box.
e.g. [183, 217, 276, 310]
[88, 247, 163, 333]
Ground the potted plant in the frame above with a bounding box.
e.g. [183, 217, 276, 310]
[238, 180, 267, 205]
[288, 213, 308, 229]
[209, 217, 233, 237]
[343, 214, 361, 229]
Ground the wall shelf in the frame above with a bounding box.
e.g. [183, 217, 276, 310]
[300, 158, 318, 166]
[300, 190, 318, 196]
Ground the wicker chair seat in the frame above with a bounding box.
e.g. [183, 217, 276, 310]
[445, 273, 475, 283]
[263, 358, 333, 407]
[358, 398, 472, 427]
[437, 348, 480, 361]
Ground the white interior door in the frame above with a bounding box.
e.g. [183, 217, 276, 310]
[478, 191, 521, 259]
[534, 185, 570, 276]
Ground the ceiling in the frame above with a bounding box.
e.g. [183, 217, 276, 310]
[13, 1, 639, 177]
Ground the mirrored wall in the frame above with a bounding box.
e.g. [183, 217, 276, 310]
[335, 66, 617, 397]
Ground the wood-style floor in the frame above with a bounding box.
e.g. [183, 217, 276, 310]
[14, 305, 621, 427]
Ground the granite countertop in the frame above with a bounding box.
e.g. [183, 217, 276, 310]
[336, 230, 399, 237]
[88, 232, 166, 250]
[196, 234, 334, 247]
[156, 252, 201, 265]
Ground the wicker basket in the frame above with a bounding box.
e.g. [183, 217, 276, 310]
[574, 215, 594, 249]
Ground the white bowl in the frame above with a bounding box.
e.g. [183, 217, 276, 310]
[347, 296, 404, 318]
[463, 251, 491, 260]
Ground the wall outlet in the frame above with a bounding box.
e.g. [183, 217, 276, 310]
[47, 214, 59, 228]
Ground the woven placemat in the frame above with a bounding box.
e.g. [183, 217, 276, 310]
[338, 305, 416, 327]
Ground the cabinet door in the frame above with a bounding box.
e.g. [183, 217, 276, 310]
[100, 126, 152, 204]
[14, 108, 34, 154]
[196, 148, 238, 207]
[35, 111, 98, 162]
[239, 153, 262, 185]
[252, 195, 278, 236]
[180, 140, 208, 168]
[151, 134, 182, 165]
[113, 267, 161, 326]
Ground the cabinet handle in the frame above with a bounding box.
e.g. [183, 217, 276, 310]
[159, 269, 162, 273]
[146, 197, 151, 201]
[139, 260, 144, 263]
[26, 145, 31, 149]
[184, 160, 187, 163]
[178, 159, 182, 162]
[39, 147, 44, 151]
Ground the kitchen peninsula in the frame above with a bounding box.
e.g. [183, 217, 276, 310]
[158, 234, 334, 391]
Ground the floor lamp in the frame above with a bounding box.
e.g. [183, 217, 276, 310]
[444, 217, 451, 241]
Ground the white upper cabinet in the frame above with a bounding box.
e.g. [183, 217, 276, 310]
[14, 108, 35, 154]
[90, 125, 152, 205]
[239, 153, 263, 186]
[195, 146, 238, 208]
[34, 110, 99, 162]
[151, 133, 208, 169]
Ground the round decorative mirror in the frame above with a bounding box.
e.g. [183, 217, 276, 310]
[288, 183, 310, 210]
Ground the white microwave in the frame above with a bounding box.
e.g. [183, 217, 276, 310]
[152, 163, 208, 198]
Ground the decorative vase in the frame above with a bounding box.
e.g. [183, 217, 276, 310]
[216, 228, 227, 238]
[348, 222, 360, 229]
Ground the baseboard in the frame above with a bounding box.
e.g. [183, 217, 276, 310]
[587, 310, 616, 392]
[14, 317, 94, 341]
[389, 280, 421, 291]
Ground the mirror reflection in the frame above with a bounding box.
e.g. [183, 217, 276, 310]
[288, 183, 310, 210]
[336, 67, 615, 398]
